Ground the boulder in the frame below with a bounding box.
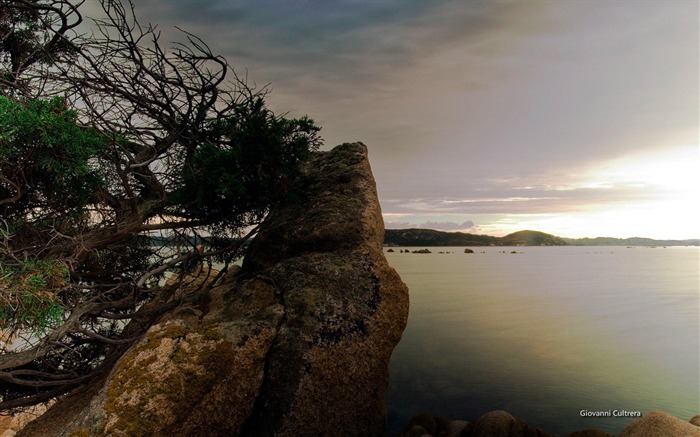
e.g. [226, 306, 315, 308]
[404, 412, 437, 436]
[401, 412, 457, 437]
[470, 410, 556, 437]
[691, 414, 700, 427]
[446, 419, 471, 437]
[398, 409, 699, 437]
[19, 143, 409, 437]
[464, 248, 474, 253]
[238, 142, 409, 436]
[617, 411, 700, 437]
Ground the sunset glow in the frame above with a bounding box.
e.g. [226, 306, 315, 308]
[107, 1, 699, 240]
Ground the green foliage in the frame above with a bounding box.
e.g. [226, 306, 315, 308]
[0, 96, 106, 219]
[0, 259, 67, 335]
[0, 0, 323, 410]
[169, 97, 321, 233]
[1, 0, 79, 92]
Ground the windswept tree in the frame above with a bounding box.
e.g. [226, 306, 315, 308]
[0, 0, 321, 410]
[0, 0, 82, 96]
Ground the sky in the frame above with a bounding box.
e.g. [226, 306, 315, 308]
[84, 1, 699, 240]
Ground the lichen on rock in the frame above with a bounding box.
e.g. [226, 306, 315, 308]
[18, 142, 409, 437]
[102, 321, 249, 436]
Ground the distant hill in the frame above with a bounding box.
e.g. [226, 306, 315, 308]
[384, 229, 565, 246]
[383, 228, 499, 246]
[384, 228, 699, 247]
[499, 230, 569, 246]
[562, 236, 699, 246]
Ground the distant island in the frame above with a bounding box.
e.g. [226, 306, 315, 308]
[384, 229, 699, 247]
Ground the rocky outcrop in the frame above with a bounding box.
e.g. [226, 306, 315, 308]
[18, 142, 409, 437]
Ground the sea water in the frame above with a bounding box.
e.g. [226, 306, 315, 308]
[384, 246, 699, 435]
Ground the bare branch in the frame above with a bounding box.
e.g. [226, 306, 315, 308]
[0, 0, 320, 410]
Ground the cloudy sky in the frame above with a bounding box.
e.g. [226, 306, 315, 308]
[87, 1, 698, 239]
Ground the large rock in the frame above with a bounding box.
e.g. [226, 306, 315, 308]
[617, 410, 700, 437]
[19, 143, 409, 437]
[0, 404, 50, 436]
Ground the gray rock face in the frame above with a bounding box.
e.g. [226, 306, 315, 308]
[19, 143, 409, 437]
[239, 142, 410, 436]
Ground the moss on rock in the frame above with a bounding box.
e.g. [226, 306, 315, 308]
[103, 322, 222, 435]
[18, 143, 409, 437]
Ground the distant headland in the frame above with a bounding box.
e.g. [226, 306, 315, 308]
[384, 228, 700, 247]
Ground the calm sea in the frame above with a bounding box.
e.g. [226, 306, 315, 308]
[384, 246, 699, 436]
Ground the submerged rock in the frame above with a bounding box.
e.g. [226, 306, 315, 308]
[19, 143, 409, 437]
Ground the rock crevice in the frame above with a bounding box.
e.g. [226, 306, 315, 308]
[18, 142, 409, 437]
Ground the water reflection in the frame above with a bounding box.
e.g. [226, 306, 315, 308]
[385, 246, 699, 435]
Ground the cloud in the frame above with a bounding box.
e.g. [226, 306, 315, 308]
[424, 220, 476, 231]
[78, 1, 699, 239]
[385, 220, 476, 232]
[107, 1, 546, 136]
[379, 172, 675, 216]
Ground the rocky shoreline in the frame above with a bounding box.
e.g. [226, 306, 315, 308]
[12, 142, 410, 437]
[398, 410, 700, 437]
[2, 144, 696, 437]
